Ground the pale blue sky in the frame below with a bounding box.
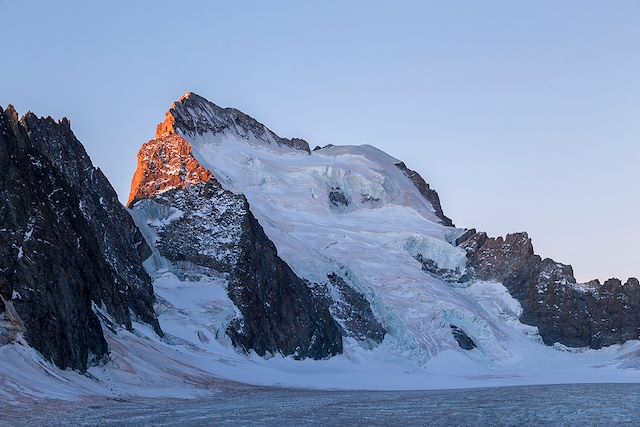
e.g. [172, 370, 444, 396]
[2, 1, 639, 282]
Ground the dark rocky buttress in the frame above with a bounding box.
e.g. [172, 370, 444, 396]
[21, 113, 159, 334]
[458, 230, 640, 349]
[0, 106, 160, 372]
[311, 273, 386, 347]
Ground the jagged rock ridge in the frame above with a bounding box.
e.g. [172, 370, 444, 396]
[0, 106, 160, 371]
[157, 92, 311, 152]
[458, 230, 640, 348]
[21, 113, 160, 334]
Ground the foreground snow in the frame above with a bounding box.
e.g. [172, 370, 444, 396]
[4, 265, 640, 402]
[6, 384, 640, 425]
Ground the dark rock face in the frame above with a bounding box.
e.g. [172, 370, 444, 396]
[283, 137, 311, 152]
[312, 274, 386, 347]
[454, 228, 477, 247]
[394, 162, 453, 227]
[450, 325, 476, 350]
[130, 137, 343, 359]
[328, 187, 350, 207]
[229, 202, 342, 359]
[156, 92, 311, 153]
[414, 253, 469, 283]
[458, 231, 640, 349]
[21, 113, 160, 334]
[0, 106, 159, 371]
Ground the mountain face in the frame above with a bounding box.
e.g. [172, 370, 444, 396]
[128, 93, 495, 364]
[128, 92, 640, 366]
[0, 106, 160, 371]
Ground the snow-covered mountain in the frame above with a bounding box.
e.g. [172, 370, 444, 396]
[2, 93, 640, 400]
[130, 92, 640, 360]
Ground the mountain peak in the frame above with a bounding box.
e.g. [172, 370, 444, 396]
[178, 91, 206, 103]
[155, 92, 217, 138]
[155, 92, 311, 152]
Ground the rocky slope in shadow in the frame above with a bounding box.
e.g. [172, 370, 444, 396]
[0, 106, 160, 371]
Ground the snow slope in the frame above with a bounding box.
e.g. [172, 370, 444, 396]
[4, 268, 640, 402]
[184, 132, 526, 363]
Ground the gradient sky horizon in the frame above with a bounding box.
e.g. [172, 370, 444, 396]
[2, 1, 639, 282]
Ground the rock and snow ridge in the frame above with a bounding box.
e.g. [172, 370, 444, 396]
[3, 93, 640, 399]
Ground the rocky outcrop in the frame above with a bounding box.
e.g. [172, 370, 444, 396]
[328, 187, 350, 207]
[458, 230, 640, 349]
[0, 106, 159, 371]
[129, 135, 342, 359]
[156, 92, 311, 153]
[312, 274, 386, 347]
[450, 325, 476, 350]
[229, 199, 342, 358]
[21, 113, 160, 334]
[394, 161, 453, 227]
[414, 253, 470, 283]
[127, 134, 212, 207]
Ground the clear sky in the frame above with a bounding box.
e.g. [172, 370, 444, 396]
[2, 1, 639, 282]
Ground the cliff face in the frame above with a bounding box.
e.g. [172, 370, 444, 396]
[458, 230, 640, 348]
[0, 106, 160, 372]
[128, 118, 343, 359]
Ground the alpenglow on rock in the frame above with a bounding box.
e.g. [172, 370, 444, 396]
[0, 106, 160, 372]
